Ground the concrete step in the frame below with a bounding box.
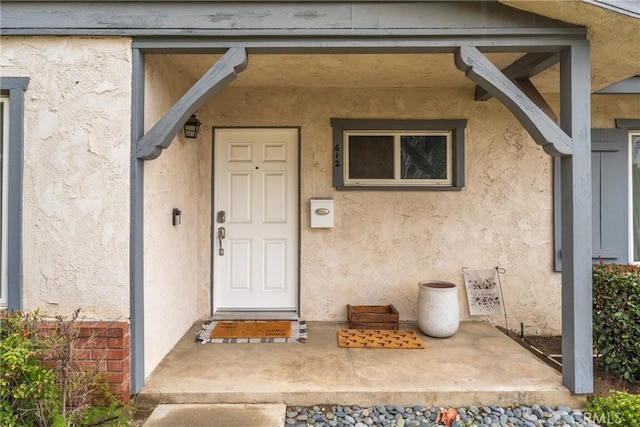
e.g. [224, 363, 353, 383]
[143, 404, 286, 427]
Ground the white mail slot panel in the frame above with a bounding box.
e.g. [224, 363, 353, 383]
[310, 198, 334, 228]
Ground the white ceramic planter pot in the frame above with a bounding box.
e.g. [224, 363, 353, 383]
[417, 280, 460, 338]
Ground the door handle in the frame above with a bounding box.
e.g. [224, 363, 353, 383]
[217, 227, 225, 256]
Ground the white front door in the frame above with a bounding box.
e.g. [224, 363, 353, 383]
[213, 128, 299, 316]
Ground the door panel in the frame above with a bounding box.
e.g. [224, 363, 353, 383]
[213, 128, 298, 313]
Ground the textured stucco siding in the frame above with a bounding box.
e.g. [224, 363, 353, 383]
[590, 95, 640, 128]
[197, 86, 562, 336]
[142, 56, 202, 376]
[0, 36, 131, 319]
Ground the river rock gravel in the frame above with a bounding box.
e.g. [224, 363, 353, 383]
[285, 404, 599, 427]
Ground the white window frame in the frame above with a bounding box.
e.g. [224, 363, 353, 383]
[629, 131, 640, 264]
[343, 130, 453, 187]
[1, 96, 9, 308]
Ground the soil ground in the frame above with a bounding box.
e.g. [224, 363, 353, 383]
[499, 328, 640, 397]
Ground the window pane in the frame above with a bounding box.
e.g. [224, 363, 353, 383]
[348, 135, 394, 179]
[633, 135, 640, 262]
[401, 135, 447, 179]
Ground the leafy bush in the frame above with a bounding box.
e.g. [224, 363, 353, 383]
[0, 310, 60, 427]
[592, 263, 640, 382]
[1, 309, 130, 426]
[585, 391, 640, 427]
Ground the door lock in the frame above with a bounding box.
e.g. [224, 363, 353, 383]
[217, 210, 226, 223]
[217, 227, 225, 256]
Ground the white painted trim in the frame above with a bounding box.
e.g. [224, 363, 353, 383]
[0, 97, 9, 308]
[343, 130, 452, 186]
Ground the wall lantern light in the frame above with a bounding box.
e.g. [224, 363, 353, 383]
[183, 114, 201, 139]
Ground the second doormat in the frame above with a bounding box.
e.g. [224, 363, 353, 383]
[337, 329, 425, 349]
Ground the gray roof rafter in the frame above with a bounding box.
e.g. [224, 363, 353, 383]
[136, 47, 248, 160]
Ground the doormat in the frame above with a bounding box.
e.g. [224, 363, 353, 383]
[196, 320, 307, 343]
[337, 329, 425, 349]
[212, 320, 291, 339]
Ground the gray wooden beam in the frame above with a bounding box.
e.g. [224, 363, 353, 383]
[130, 48, 145, 394]
[475, 52, 558, 101]
[514, 78, 558, 123]
[130, 37, 575, 55]
[0, 1, 582, 35]
[136, 47, 247, 160]
[560, 43, 593, 394]
[454, 46, 571, 156]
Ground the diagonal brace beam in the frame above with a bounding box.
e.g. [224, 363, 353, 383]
[514, 78, 558, 124]
[455, 46, 571, 157]
[475, 52, 559, 101]
[136, 47, 248, 160]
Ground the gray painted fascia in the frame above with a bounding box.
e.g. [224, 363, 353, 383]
[0, 76, 29, 311]
[1, 1, 585, 39]
[583, 0, 640, 18]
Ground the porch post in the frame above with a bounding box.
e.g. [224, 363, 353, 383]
[130, 47, 145, 394]
[559, 42, 593, 394]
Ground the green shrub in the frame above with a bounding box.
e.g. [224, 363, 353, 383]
[0, 310, 60, 427]
[592, 263, 640, 382]
[1, 309, 130, 426]
[585, 391, 640, 427]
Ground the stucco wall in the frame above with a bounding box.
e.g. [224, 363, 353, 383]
[590, 95, 640, 128]
[197, 85, 562, 335]
[0, 36, 131, 319]
[143, 55, 202, 376]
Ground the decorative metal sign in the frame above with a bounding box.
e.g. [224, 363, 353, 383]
[462, 268, 503, 316]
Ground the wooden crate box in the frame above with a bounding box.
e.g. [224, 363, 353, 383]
[347, 305, 399, 330]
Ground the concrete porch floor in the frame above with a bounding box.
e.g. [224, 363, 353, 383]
[137, 321, 583, 408]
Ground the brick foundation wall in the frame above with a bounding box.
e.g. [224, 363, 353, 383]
[39, 321, 131, 404]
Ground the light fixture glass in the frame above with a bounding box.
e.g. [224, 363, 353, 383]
[183, 114, 201, 139]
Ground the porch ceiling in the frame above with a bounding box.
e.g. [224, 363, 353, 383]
[160, 52, 559, 93]
[501, 0, 640, 92]
[155, 0, 638, 94]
